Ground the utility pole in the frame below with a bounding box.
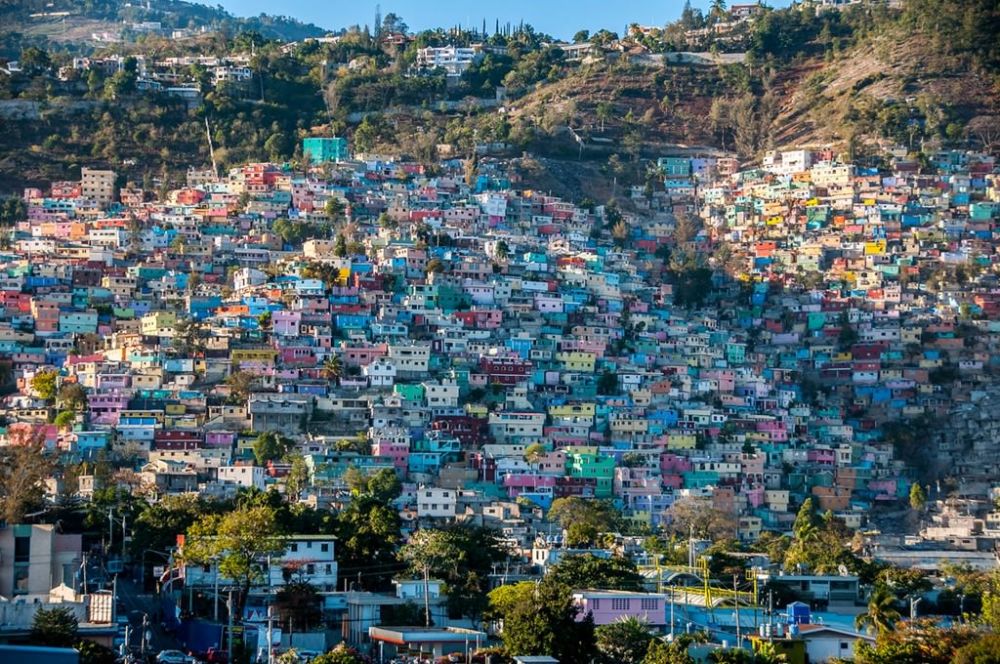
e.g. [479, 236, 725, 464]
[734, 574, 741, 649]
[266, 604, 274, 664]
[227, 590, 234, 664]
[423, 566, 431, 627]
[213, 558, 220, 622]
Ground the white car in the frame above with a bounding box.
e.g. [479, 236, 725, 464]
[156, 650, 192, 664]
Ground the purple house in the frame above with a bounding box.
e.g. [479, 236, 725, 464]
[571, 590, 667, 628]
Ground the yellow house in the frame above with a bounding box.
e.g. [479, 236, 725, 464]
[554, 352, 596, 372]
[864, 240, 887, 255]
[231, 348, 278, 367]
[549, 403, 596, 419]
[667, 432, 697, 450]
[140, 311, 177, 337]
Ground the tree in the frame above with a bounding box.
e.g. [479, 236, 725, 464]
[855, 585, 901, 637]
[322, 355, 343, 383]
[365, 467, 402, 503]
[77, 640, 118, 664]
[549, 497, 619, 534]
[129, 494, 216, 567]
[285, 454, 310, 499]
[909, 483, 927, 511]
[400, 525, 507, 624]
[54, 411, 76, 429]
[225, 369, 257, 404]
[488, 580, 598, 662]
[0, 435, 55, 523]
[664, 497, 736, 540]
[644, 638, 695, 664]
[573, 30, 591, 43]
[58, 382, 88, 412]
[182, 504, 287, 619]
[31, 369, 59, 402]
[336, 494, 403, 591]
[274, 581, 322, 631]
[524, 443, 546, 463]
[596, 616, 655, 664]
[598, 369, 619, 395]
[311, 644, 367, 664]
[547, 554, 643, 591]
[953, 634, 1000, 664]
[30, 606, 78, 648]
[253, 431, 291, 465]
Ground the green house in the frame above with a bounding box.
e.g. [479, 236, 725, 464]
[302, 136, 349, 164]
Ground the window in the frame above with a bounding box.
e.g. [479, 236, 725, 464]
[641, 598, 658, 610]
[591, 599, 601, 610]
[14, 536, 30, 563]
[306, 564, 315, 575]
[611, 598, 630, 610]
[290, 543, 298, 553]
[840, 642, 849, 651]
[321, 543, 329, 553]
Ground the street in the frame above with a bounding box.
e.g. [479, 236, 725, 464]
[116, 575, 185, 659]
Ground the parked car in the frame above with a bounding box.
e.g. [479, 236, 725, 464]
[156, 650, 192, 664]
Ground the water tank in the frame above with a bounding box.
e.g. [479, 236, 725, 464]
[787, 601, 811, 625]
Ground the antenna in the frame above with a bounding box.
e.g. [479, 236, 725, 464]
[205, 117, 218, 178]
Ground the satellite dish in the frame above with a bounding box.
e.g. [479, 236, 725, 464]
[838, 564, 848, 576]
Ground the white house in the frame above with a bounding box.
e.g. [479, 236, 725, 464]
[217, 464, 267, 491]
[416, 488, 457, 519]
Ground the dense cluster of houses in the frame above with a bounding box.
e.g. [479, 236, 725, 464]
[2, 136, 1000, 657]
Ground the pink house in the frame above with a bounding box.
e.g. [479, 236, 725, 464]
[372, 441, 409, 472]
[205, 431, 236, 448]
[660, 454, 693, 474]
[503, 474, 556, 497]
[272, 310, 302, 337]
[571, 591, 666, 628]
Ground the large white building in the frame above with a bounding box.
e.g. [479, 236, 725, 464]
[415, 46, 481, 77]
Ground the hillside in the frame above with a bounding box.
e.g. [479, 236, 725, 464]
[0, 0, 327, 56]
[0, 1, 997, 196]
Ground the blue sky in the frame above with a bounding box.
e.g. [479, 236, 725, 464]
[215, 0, 790, 41]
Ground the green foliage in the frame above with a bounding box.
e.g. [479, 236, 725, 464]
[311, 644, 367, 664]
[852, 619, 980, 664]
[596, 616, 655, 664]
[273, 218, 326, 247]
[487, 579, 598, 662]
[546, 554, 643, 591]
[77, 640, 117, 664]
[644, 639, 695, 664]
[336, 492, 402, 591]
[31, 368, 59, 402]
[183, 503, 287, 617]
[129, 494, 223, 561]
[909, 483, 927, 511]
[30, 606, 78, 648]
[953, 634, 1000, 664]
[548, 497, 620, 541]
[0, 197, 27, 226]
[399, 525, 508, 622]
[273, 581, 322, 631]
[855, 585, 901, 637]
[253, 431, 292, 465]
[0, 440, 54, 524]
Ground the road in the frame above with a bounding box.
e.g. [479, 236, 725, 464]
[116, 575, 185, 659]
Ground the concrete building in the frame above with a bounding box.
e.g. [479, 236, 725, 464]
[80, 167, 116, 206]
[0, 524, 82, 598]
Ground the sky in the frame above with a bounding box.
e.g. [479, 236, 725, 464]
[215, 0, 791, 41]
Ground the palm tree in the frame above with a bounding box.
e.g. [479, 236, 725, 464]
[855, 585, 901, 637]
[494, 240, 509, 263]
[322, 355, 343, 383]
